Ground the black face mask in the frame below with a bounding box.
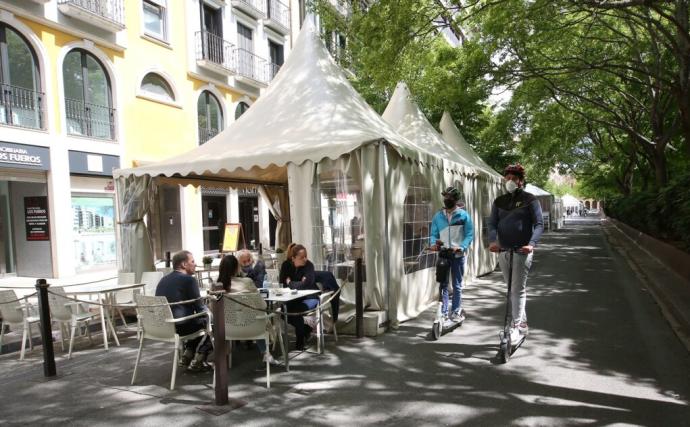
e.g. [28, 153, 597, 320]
[443, 198, 456, 209]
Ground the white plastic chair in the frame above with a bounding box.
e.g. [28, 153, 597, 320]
[0, 290, 40, 360]
[314, 282, 338, 354]
[223, 292, 278, 388]
[113, 272, 136, 327]
[140, 271, 164, 296]
[48, 287, 99, 359]
[131, 294, 210, 390]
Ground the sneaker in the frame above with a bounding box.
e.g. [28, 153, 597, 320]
[517, 321, 529, 336]
[263, 352, 282, 366]
[178, 349, 194, 367]
[187, 353, 212, 372]
[509, 327, 520, 343]
[450, 311, 465, 323]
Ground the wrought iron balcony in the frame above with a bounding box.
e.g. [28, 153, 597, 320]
[0, 84, 44, 130]
[268, 62, 281, 81]
[264, 0, 290, 35]
[58, 0, 125, 32]
[328, 0, 351, 18]
[231, 0, 267, 20]
[64, 98, 115, 140]
[235, 48, 270, 86]
[195, 31, 237, 75]
[198, 126, 220, 145]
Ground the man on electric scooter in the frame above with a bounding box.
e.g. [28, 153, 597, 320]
[430, 186, 474, 323]
[488, 163, 544, 343]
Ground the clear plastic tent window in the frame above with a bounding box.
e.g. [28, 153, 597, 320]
[403, 173, 436, 274]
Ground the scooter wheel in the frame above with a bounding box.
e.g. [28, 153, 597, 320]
[431, 322, 441, 340]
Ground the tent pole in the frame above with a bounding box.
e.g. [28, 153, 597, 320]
[379, 142, 391, 329]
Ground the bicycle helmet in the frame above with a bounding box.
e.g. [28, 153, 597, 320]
[503, 163, 526, 179]
[441, 186, 461, 201]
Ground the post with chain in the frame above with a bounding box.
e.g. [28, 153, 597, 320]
[35, 279, 56, 377]
[210, 289, 228, 406]
[355, 257, 364, 338]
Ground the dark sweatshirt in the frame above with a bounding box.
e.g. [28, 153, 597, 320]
[155, 271, 205, 321]
[279, 259, 319, 292]
[488, 188, 544, 249]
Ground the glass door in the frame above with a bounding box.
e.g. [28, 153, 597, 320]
[0, 180, 15, 275]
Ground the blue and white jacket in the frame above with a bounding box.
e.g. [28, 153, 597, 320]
[429, 207, 474, 256]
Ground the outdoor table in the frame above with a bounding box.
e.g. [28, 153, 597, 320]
[264, 288, 321, 371]
[65, 282, 145, 350]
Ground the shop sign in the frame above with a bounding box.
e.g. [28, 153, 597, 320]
[0, 142, 50, 170]
[25, 196, 50, 241]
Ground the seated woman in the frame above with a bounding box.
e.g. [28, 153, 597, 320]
[217, 254, 278, 365]
[279, 243, 320, 350]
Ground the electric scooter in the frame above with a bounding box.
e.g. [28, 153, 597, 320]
[431, 242, 465, 340]
[497, 248, 526, 363]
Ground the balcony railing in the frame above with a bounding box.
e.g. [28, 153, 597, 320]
[58, 0, 125, 31]
[235, 48, 270, 85]
[198, 126, 220, 145]
[265, 0, 290, 34]
[65, 98, 115, 140]
[231, 0, 267, 19]
[0, 84, 44, 130]
[268, 62, 281, 81]
[195, 31, 236, 74]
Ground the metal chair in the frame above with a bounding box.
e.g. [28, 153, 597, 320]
[0, 290, 40, 360]
[140, 271, 164, 296]
[47, 287, 99, 359]
[113, 272, 136, 327]
[131, 294, 210, 390]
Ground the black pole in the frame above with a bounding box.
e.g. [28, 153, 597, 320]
[35, 279, 56, 377]
[210, 290, 228, 406]
[165, 251, 171, 268]
[258, 243, 263, 255]
[355, 257, 364, 338]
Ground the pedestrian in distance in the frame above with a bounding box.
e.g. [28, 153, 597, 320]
[488, 163, 544, 343]
[429, 186, 474, 322]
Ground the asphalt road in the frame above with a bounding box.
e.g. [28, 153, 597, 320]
[1, 218, 688, 426]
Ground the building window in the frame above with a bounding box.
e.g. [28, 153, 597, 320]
[198, 90, 223, 145]
[235, 101, 249, 119]
[63, 49, 114, 140]
[0, 23, 43, 130]
[403, 173, 435, 274]
[268, 40, 283, 80]
[143, 0, 167, 41]
[140, 72, 175, 102]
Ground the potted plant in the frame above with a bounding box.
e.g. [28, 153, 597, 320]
[202, 255, 214, 269]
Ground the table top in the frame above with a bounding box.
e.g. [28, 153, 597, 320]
[263, 289, 320, 303]
[64, 283, 145, 295]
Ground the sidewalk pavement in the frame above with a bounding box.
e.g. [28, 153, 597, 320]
[600, 217, 690, 352]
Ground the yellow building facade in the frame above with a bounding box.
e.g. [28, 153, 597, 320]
[0, 0, 298, 278]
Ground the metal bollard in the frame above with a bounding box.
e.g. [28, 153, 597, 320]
[35, 279, 56, 377]
[165, 251, 171, 268]
[258, 243, 263, 255]
[355, 257, 364, 338]
[210, 289, 228, 406]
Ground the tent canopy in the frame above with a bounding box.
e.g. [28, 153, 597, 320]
[525, 183, 552, 196]
[114, 21, 446, 183]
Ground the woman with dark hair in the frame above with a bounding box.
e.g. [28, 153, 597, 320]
[217, 254, 255, 293]
[279, 243, 320, 350]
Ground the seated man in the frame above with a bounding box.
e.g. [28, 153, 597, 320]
[237, 249, 266, 288]
[156, 250, 212, 372]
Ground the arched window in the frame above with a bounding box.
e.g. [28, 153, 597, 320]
[235, 101, 249, 119]
[197, 90, 223, 144]
[403, 173, 434, 274]
[140, 72, 174, 102]
[63, 49, 113, 139]
[0, 23, 42, 129]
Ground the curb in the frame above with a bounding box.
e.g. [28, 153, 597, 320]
[601, 218, 690, 354]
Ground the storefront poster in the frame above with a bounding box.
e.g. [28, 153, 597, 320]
[25, 196, 50, 241]
[72, 196, 116, 270]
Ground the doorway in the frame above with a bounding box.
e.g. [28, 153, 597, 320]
[0, 181, 15, 275]
[202, 195, 226, 252]
[238, 195, 259, 249]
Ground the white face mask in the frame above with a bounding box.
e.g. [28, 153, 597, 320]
[505, 180, 518, 193]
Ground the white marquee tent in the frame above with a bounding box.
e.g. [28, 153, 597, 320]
[114, 21, 508, 326]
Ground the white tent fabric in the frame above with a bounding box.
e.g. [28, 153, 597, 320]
[525, 183, 552, 196]
[381, 84, 503, 321]
[562, 194, 582, 208]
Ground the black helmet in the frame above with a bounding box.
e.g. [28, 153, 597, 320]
[441, 186, 461, 201]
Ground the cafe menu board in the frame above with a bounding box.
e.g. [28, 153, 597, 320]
[222, 223, 242, 252]
[25, 196, 50, 241]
